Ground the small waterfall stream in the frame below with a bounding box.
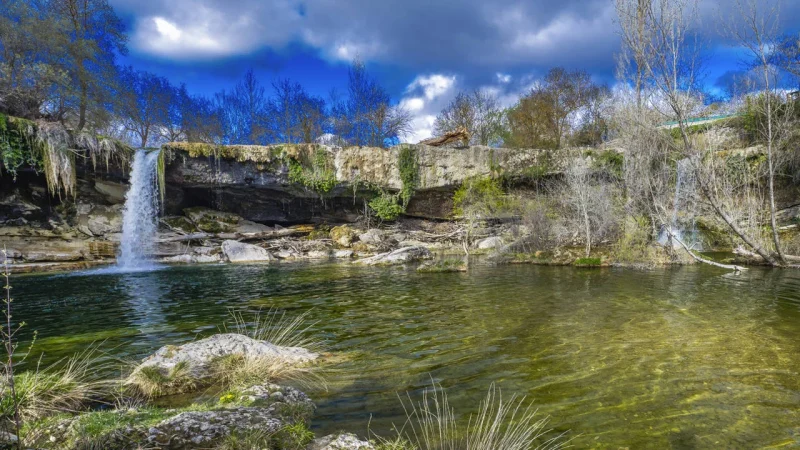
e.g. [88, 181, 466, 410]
[117, 149, 161, 270]
[659, 157, 701, 249]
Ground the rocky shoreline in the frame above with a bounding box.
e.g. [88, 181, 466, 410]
[12, 332, 376, 450]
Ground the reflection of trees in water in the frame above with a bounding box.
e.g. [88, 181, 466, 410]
[525, 266, 800, 448]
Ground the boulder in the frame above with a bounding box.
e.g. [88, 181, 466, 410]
[358, 229, 384, 246]
[475, 236, 504, 250]
[146, 407, 284, 449]
[306, 250, 330, 259]
[221, 240, 273, 263]
[76, 204, 123, 237]
[94, 180, 128, 204]
[184, 207, 241, 233]
[162, 254, 221, 264]
[130, 334, 317, 395]
[330, 225, 358, 247]
[354, 246, 433, 266]
[309, 434, 375, 450]
[235, 219, 272, 235]
[334, 250, 354, 259]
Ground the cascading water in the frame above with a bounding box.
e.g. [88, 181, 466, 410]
[117, 149, 161, 270]
[658, 157, 702, 250]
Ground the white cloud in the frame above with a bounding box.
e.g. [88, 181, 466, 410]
[496, 73, 512, 84]
[406, 74, 457, 100]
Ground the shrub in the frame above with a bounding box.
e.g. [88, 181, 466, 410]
[369, 192, 406, 221]
[452, 176, 510, 218]
[398, 146, 419, 206]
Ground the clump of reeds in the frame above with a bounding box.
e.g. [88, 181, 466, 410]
[373, 382, 568, 450]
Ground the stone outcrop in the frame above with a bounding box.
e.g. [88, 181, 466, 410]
[146, 407, 285, 449]
[162, 143, 553, 222]
[354, 246, 433, 266]
[221, 240, 273, 263]
[131, 333, 317, 393]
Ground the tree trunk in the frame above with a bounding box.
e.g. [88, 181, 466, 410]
[583, 206, 591, 257]
[77, 79, 88, 131]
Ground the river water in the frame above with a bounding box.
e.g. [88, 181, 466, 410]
[11, 262, 800, 448]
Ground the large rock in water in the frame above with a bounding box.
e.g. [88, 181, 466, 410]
[131, 333, 317, 394]
[354, 246, 432, 266]
[221, 240, 273, 263]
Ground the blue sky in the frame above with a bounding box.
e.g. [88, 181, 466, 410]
[110, 0, 799, 141]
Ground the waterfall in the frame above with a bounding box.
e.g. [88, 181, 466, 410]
[659, 157, 702, 250]
[117, 149, 161, 270]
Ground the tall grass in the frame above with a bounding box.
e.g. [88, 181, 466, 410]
[224, 308, 320, 351]
[1, 348, 115, 421]
[374, 382, 567, 450]
[218, 308, 324, 391]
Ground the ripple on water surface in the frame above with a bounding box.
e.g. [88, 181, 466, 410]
[12, 262, 800, 448]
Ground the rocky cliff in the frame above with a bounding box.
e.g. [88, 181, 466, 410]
[162, 142, 553, 222]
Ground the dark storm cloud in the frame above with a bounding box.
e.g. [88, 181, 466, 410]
[110, 0, 620, 78]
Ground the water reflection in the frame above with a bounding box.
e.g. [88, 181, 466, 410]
[11, 263, 800, 448]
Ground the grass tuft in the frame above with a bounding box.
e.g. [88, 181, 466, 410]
[125, 360, 196, 399]
[373, 382, 567, 450]
[1, 347, 115, 421]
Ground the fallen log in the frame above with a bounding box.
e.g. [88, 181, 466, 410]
[733, 246, 800, 264]
[665, 229, 746, 272]
[419, 127, 470, 147]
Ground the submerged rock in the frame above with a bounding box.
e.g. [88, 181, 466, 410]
[353, 246, 432, 266]
[309, 433, 375, 450]
[221, 240, 273, 263]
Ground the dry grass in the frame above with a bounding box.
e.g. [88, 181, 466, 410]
[124, 360, 196, 399]
[374, 382, 567, 450]
[1, 348, 115, 421]
[224, 308, 320, 351]
[218, 309, 324, 391]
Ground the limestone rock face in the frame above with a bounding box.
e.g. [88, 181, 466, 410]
[309, 433, 375, 450]
[132, 333, 317, 391]
[221, 240, 273, 263]
[354, 246, 433, 266]
[93, 180, 128, 204]
[76, 203, 123, 237]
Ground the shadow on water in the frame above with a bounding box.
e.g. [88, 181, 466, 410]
[10, 262, 800, 448]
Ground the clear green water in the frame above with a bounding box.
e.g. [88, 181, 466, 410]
[11, 263, 800, 448]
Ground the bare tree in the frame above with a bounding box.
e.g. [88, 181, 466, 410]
[433, 90, 502, 146]
[615, 0, 781, 266]
[725, 0, 795, 264]
[563, 157, 619, 257]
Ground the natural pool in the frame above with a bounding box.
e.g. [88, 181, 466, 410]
[11, 262, 800, 448]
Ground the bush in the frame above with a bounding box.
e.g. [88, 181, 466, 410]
[369, 192, 406, 221]
[453, 176, 511, 218]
